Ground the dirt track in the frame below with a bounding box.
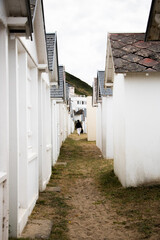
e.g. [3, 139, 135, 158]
[20, 133, 160, 240]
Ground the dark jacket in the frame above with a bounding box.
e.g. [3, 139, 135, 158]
[76, 121, 82, 129]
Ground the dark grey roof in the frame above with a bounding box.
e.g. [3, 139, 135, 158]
[97, 71, 112, 97]
[93, 78, 98, 105]
[46, 33, 56, 71]
[109, 33, 160, 73]
[50, 66, 64, 98]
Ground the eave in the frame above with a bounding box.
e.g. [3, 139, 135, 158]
[6, 0, 33, 39]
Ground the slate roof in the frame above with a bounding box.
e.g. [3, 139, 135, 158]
[93, 78, 98, 105]
[46, 33, 56, 71]
[109, 33, 160, 73]
[97, 71, 112, 97]
[50, 66, 64, 98]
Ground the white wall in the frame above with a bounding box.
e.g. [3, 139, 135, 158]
[0, 24, 9, 240]
[51, 100, 58, 165]
[38, 72, 51, 192]
[114, 72, 160, 187]
[113, 74, 126, 186]
[87, 96, 96, 141]
[96, 103, 102, 151]
[70, 96, 87, 112]
[9, 38, 39, 237]
[51, 100, 71, 165]
[101, 96, 114, 159]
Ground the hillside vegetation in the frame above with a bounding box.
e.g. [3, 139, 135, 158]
[65, 72, 92, 96]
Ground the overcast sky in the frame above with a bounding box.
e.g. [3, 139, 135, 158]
[43, 0, 152, 86]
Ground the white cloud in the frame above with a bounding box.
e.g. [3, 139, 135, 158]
[43, 0, 152, 85]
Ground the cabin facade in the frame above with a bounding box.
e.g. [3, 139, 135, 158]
[105, 32, 160, 187]
[94, 71, 113, 159]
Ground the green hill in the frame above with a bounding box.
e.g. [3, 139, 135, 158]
[65, 72, 92, 96]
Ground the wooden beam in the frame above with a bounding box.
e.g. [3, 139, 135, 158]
[7, 17, 27, 26]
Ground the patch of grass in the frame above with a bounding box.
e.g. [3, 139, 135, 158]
[93, 200, 106, 205]
[36, 199, 46, 205]
[65, 72, 92, 96]
[10, 239, 30, 240]
[97, 162, 160, 238]
[50, 219, 69, 240]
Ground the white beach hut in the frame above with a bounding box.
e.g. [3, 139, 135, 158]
[105, 31, 160, 187]
[0, 0, 33, 238]
[8, 0, 51, 236]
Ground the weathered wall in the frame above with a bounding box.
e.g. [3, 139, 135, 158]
[38, 72, 51, 192]
[113, 73, 126, 186]
[87, 96, 96, 141]
[0, 22, 9, 240]
[125, 73, 160, 186]
[114, 72, 160, 187]
[101, 96, 113, 159]
[96, 103, 102, 151]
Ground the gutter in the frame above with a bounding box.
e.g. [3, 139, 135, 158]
[26, 0, 33, 40]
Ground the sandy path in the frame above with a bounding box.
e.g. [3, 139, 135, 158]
[67, 177, 137, 240]
[65, 135, 137, 240]
[21, 133, 151, 240]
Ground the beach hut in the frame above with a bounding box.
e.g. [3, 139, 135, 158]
[105, 32, 160, 187]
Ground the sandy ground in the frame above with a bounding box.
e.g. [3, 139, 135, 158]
[65, 135, 137, 240]
[67, 177, 134, 240]
[20, 133, 160, 240]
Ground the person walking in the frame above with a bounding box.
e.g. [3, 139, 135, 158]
[75, 120, 82, 136]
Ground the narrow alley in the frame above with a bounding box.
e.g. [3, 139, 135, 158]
[15, 133, 160, 240]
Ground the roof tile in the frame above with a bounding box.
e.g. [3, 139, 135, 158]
[112, 49, 126, 58]
[136, 49, 153, 58]
[46, 33, 56, 71]
[139, 58, 158, 67]
[134, 40, 151, 49]
[97, 71, 112, 97]
[109, 33, 160, 72]
[50, 66, 64, 98]
[122, 54, 143, 63]
[122, 45, 139, 53]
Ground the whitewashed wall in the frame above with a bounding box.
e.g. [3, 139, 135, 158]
[70, 96, 87, 112]
[96, 103, 102, 151]
[9, 37, 39, 237]
[51, 100, 59, 165]
[38, 72, 51, 192]
[59, 103, 64, 146]
[63, 104, 68, 141]
[113, 74, 126, 186]
[0, 23, 9, 240]
[87, 96, 96, 141]
[114, 73, 160, 187]
[101, 97, 114, 159]
[68, 113, 74, 135]
[51, 101, 71, 165]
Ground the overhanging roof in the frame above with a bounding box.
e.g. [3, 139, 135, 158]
[6, 0, 33, 38]
[109, 33, 160, 73]
[50, 66, 65, 99]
